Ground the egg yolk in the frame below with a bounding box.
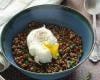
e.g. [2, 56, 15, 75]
[43, 41, 59, 59]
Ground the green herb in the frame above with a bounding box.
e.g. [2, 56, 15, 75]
[62, 31, 65, 36]
[21, 47, 28, 53]
[24, 60, 29, 64]
[67, 60, 77, 68]
[70, 60, 76, 67]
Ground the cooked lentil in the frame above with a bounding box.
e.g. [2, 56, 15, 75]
[12, 21, 83, 73]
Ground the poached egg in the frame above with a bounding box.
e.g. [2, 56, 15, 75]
[27, 25, 59, 63]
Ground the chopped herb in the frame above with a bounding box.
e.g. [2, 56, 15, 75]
[24, 60, 29, 64]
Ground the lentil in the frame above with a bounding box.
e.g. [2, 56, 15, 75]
[12, 21, 83, 73]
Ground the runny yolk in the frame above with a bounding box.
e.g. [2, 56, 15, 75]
[43, 41, 59, 59]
